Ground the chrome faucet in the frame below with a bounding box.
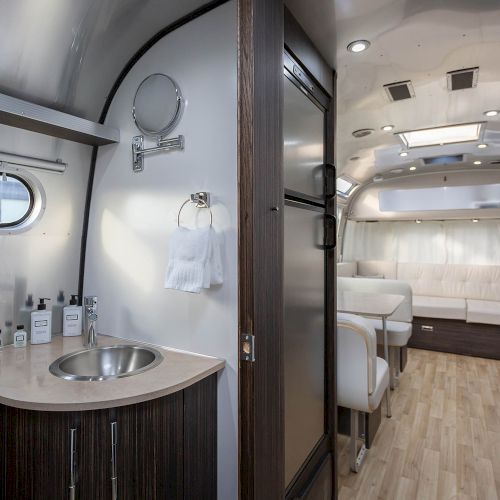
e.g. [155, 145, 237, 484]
[83, 296, 98, 348]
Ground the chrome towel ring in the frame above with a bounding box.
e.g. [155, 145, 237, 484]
[177, 192, 213, 227]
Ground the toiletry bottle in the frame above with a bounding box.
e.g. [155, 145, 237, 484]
[14, 325, 27, 348]
[31, 298, 52, 345]
[19, 294, 34, 339]
[52, 290, 65, 335]
[63, 295, 82, 337]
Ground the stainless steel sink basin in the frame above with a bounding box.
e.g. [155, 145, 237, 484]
[49, 345, 163, 381]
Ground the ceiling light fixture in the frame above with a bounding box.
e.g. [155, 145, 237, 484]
[473, 160, 482, 165]
[416, 219, 422, 224]
[347, 40, 371, 53]
[472, 218, 479, 223]
[484, 110, 499, 117]
[381, 125, 394, 131]
[397, 122, 484, 149]
[409, 166, 417, 171]
[399, 151, 408, 157]
[477, 143, 488, 149]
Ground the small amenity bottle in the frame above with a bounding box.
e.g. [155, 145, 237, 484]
[31, 298, 52, 345]
[63, 295, 82, 337]
[14, 325, 27, 348]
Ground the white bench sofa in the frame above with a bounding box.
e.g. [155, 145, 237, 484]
[338, 260, 500, 326]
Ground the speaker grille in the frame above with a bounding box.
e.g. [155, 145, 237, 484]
[447, 67, 479, 91]
[384, 81, 415, 102]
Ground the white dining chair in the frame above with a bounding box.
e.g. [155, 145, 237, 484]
[337, 313, 390, 472]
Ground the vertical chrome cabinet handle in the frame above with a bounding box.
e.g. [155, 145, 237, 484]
[69, 428, 77, 500]
[110, 421, 118, 500]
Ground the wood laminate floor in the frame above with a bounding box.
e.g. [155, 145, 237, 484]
[338, 348, 500, 500]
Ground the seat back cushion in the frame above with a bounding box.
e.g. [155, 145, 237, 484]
[337, 313, 374, 412]
[357, 260, 397, 279]
[337, 261, 357, 277]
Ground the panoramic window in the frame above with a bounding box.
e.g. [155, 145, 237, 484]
[336, 176, 357, 197]
[0, 173, 34, 227]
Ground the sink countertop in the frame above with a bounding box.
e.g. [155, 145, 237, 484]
[0, 335, 225, 411]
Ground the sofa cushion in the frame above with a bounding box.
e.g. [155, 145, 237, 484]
[466, 299, 500, 326]
[366, 318, 412, 347]
[337, 261, 357, 277]
[358, 260, 397, 279]
[413, 295, 466, 320]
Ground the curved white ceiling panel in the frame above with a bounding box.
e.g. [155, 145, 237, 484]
[285, 0, 500, 182]
[0, 0, 207, 121]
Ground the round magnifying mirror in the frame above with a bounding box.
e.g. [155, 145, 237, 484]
[133, 74, 184, 137]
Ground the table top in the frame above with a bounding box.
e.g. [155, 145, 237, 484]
[337, 290, 405, 318]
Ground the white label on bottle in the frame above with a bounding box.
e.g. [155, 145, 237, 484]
[35, 320, 48, 327]
[66, 314, 79, 321]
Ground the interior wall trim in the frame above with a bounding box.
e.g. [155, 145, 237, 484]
[77, 0, 230, 301]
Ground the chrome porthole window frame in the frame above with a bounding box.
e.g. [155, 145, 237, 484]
[132, 73, 185, 138]
[0, 166, 46, 235]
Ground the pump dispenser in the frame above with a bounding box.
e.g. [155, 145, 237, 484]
[63, 294, 82, 337]
[31, 298, 52, 344]
[52, 290, 65, 334]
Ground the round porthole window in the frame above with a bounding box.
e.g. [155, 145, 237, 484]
[0, 173, 34, 227]
[0, 168, 46, 234]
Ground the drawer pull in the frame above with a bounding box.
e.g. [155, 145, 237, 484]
[69, 428, 77, 500]
[111, 421, 118, 500]
[421, 325, 434, 332]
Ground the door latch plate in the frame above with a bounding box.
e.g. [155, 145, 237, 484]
[240, 334, 255, 362]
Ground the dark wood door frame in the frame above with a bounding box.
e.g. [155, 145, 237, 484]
[238, 0, 285, 498]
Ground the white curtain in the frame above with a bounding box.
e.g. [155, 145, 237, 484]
[343, 220, 500, 265]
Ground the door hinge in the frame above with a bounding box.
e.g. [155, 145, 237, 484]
[240, 334, 255, 362]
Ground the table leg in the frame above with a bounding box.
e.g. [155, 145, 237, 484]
[383, 316, 392, 418]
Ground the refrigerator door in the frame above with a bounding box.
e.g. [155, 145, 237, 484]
[284, 75, 325, 198]
[284, 202, 325, 486]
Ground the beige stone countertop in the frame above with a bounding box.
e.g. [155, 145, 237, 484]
[0, 335, 225, 411]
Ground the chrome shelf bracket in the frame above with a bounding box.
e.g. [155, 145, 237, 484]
[132, 134, 184, 173]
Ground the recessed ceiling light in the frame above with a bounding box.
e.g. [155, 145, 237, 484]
[477, 143, 488, 149]
[397, 122, 483, 148]
[484, 110, 499, 117]
[381, 125, 394, 131]
[347, 40, 371, 53]
[416, 219, 422, 224]
[473, 160, 482, 165]
[409, 166, 417, 171]
[472, 218, 479, 223]
[399, 151, 408, 157]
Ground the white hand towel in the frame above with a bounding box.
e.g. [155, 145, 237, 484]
[203, 228, 223, 289]
[164, 226, 211, 293]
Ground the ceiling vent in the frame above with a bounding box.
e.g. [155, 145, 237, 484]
[489, 160, 500, 165]
[352, 128, 374, 138]
[447, 67, 478, 91]
[422, 154, 464, 166]
[383, 80, 415, 102]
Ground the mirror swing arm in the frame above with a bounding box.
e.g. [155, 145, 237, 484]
[131, 134, 184, 173]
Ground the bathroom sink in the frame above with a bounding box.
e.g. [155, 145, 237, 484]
[49, 345, 163, 381]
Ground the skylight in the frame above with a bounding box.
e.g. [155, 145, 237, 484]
[397, 122, 484, 149]
[337, 176, 357, 196]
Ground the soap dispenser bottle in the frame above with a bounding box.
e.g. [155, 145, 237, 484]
[52, 290, 65, 335]
[63, 295, 82, 337]
[19, 294, 34, 339]
[14, 325, 27, 348]
[31, 298, 52, 345]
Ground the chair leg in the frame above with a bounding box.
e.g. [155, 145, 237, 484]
[349, 409, 367, 473]
[385, 387, 392, 418]
[389, 347, 396, 390]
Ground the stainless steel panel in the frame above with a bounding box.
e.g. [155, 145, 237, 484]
[284, 76, 325, 198]
[284, 203, 325, 486]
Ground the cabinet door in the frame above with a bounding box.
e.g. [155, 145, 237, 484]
[1, 405, 72, 500]
[116, 393, 184, 500]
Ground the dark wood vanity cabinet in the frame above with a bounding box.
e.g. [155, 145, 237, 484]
[0, 374, 217, 500]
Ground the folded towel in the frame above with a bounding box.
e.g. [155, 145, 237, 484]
[165, 226, 223, 293]
[203, 229, 223, 289]
[165, 226, 211, 293]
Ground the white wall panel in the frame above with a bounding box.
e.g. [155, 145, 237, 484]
[84, 3, 238, 498]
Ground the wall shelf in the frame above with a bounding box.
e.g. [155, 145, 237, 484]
[0, 93, 120, 146]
